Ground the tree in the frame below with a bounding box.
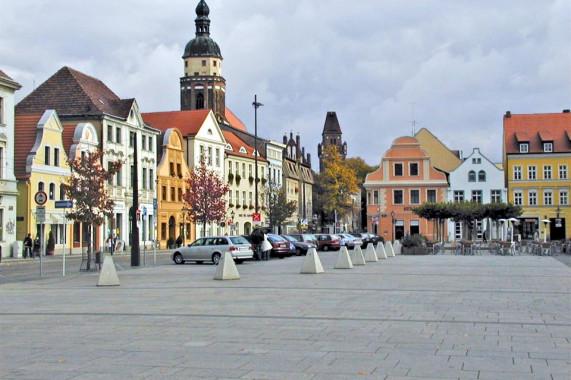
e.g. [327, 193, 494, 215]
[345, 157, 375, 230]
[183, 159, 230, 237]
[314, 146, 359, 229]
[62, 150, 122, 269]
[263, 180, 297, 232]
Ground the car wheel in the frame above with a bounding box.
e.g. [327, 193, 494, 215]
[295, 248, 302, 256]
[173, 253, 185, 265]
[235, 259, 244, 264]
[212, 252, 221, 265]
[323, 245, 329, 251]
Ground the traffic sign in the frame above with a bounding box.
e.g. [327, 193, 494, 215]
[252, 212, 261, 222]
[34, 191, 47, 205]
[153, 198, 157, 212]
[142, 206, 147, 216]
[36, 206, 46, 223]
[55, 200, 73, 208]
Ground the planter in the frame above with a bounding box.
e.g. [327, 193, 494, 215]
[402, 246, 428, 255]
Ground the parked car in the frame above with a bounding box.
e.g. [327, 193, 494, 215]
[287, 233, 318, 246]
[351, 232, 371, 248]
[281, 235, 317, 255]
[338, 233, 357, 249]
[315, 234, 341, 251]
[367, 233, 384, 246]
[266, 234, 291, 258]
[171, 236, 254, 265]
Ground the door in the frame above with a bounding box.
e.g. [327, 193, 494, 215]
[550, 218, 566, 240]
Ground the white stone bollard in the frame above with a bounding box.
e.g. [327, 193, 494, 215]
[376, 242, 387, 259]
[97, 256, 120, 287]
[350, 245, 366, 265]
[214, 252, 240, 280]
[301, 248, 324, 274]
[385, 241, 396, 257]
[334, 246, 353, 269]
[364, 244, 378, 262]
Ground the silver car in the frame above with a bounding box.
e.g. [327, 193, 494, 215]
[171, 236, 254, 265]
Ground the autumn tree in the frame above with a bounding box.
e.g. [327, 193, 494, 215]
[345, 157, 376, 230]
[62, 150, 122, 270]
[314, 145, 359, 230]
[262, 180, 297, 233]
[183, 159, 230, 237]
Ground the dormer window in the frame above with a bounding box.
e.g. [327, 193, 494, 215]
[543, 142, 553, 152]
[519, 143, 529, 153]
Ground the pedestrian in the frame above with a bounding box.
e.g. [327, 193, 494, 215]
[260, 234, 272, 261]
[33, 236, 40, 258]
[23, 233, 33, 259]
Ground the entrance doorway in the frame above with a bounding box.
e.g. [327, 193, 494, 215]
[550, 218, 566, 240]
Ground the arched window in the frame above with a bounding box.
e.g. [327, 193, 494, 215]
[468, 171, 476, 182]
[38, 182, 45, 191]
[49, 183, 55, 200]
[195, 93, 204, 109]
[59, 184, 66, 200]
[478, 170, 486, 182]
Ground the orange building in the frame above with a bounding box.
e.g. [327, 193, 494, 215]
[364, 136, 449, 242]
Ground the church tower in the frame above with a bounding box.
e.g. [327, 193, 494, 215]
[317, 111, 347, 172]
[180, 0, 227, 123]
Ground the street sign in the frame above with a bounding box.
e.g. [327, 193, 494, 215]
[153, 198, 157, 212]
[252, 213, 261, 222]
[34, 191, 47, 205]
[54, 200, 73, 208]
[36, 206, 46, 223]
[142, 206, 147, 216]
[136, 210, 141, 226]
[301, 219, 308, 226]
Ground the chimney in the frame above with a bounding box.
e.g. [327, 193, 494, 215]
[505, 111, 511, 118]
[296, 134, 300, 148]
[283, 135, 287, 144]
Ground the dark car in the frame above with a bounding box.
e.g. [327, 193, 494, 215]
[351, 232, 371, 248]
[267, 234, 291, 258]
[281, 235, 317, 255]
[288, 233, 318, 246]
[367, 233, 385, 246]
[315, 234, 341, 251]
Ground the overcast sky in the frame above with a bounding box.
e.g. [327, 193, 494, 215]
[2, 0, 569, 167]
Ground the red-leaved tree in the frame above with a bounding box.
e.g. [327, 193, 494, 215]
[62, 150, 122, 269]
[183, 159, 230, 237]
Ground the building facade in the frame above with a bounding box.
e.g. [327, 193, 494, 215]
[503, 111, 570, 240]
[447, 148, 507, 241]
[364, 136, 449, 242]
[0, 70, 21, 258]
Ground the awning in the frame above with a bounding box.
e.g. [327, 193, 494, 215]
[49, 214, 74, 225]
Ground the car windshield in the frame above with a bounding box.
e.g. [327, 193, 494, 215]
[229, 236, 249, 245]
[282, 235, 296, 242]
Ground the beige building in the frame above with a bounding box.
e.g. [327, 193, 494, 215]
[415, 128, 462, 174]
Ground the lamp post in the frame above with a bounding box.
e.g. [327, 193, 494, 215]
[541, 216, 550, 243]
[230, 210, 235, 236]
[252, 95, 263, 214]
[390, 210, 395, 243]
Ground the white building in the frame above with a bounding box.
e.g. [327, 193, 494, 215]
[447, 148, 507, 241]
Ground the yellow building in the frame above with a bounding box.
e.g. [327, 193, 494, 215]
[15, 110, 71, 255]
[415, 128, 462, 173]
[503, 111, 571, 240]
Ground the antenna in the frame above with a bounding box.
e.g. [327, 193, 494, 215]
[409, 102, 420, 135]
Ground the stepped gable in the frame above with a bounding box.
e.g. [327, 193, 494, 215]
[16, 66, 133, 119]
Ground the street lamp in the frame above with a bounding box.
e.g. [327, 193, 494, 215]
[230, 210, 235, 235]
[252, 95, 263, 214]
[541, 216, 550, 243]
[390, 210, 395, 243]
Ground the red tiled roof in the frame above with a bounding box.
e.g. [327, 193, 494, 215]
[62, 124, 77, 158]
[514, 131, 529, 141]
[504, 112, 571, 154]
[14, 114, 43, 179]
[16, 66, 133, 119]
[142, 110, 210, 136]
[225, 108, 247, 132]
[222, 130, 266, 162]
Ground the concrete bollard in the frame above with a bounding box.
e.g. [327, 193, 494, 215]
[385, 241, 395, 257]
[376, 242, 387, 259]
[301, 248, 324, 274]
[393, 240, 402, 255]
[334, 246, 353, 269]
[214, 252, 240, 280]
[97, 256, 120, 287]
[364, 243, 378, 262]
[350, 245, 366, 265]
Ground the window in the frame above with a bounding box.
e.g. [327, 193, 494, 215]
[514, 166, 522, 180]
[491, 190, 502, 203]
[207, 146, 212, 165]
[149, 169, 154, 190]
[0, 209, 3, 241]
[409, 163, 419, 176]
[215, 148, 220, 167]
[393, 190, 403, 205]
[170, 187, 175, 201]
[162, 186, 167, 201]
[129, 132, 136, 147]
[116, 168, 122, 186]
[0, 97, 3, 124]
[54, 147, 59, 167]
[178, 188, 182, 202]
[115, 127, 121, 144]
[38, 182, 44, 191]
[528, 166, 536, 180]
[543, 142, 553, 152]
[177, 163, 182, 177]
[519, 143, 529, 153]
[142, 168, 147, 190]
[427, 189, 437, 203]
[141, 135, 146, 150]
[169, 162, 175, 176]
[453, 190, 464, 202]
[471, 190, 482, 203]
[544, 190, 553, 206]
[107, 125, 113, 142]
[242, 163, 246, 178]
[228, 160, 232, 174]
[235, 190, 239, 205]
[44, 146, 50, 165]
[367, 192, 371, 205]
[468, 170, 476, 182]
[472, 157, 481, 164]
[514, 191, 523, 205]
[213, 61, 217, 67]
[478, 170, 486, 182]
[528, 190, 537, 206]
[59, 184, 66, 200]
[560, 190, 569, 205]
[49, 183, 55, 200]
[543, 165, 552, 180]
[559, 165, 568, 179]
[202, 60, 206, 66]
[130, 165, 135, 188]
[410, 189, 420, 204]
[394, 163, 403, 176]
[373, 190, 379, 205]
[0, 147, 4, 178]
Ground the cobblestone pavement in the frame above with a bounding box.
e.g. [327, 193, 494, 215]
[0, 254, 569, 379]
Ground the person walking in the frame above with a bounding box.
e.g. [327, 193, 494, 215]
[260, 234, 272, 261]
[32, 236, 40, 258]
[23, 233, 33, 259]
